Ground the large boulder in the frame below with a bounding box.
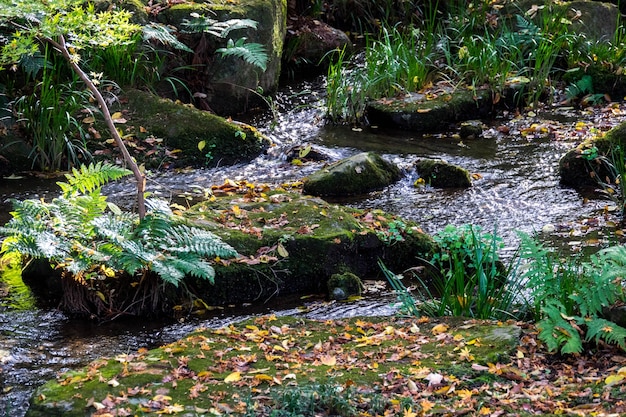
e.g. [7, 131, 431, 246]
[283, 16, 353, 75]
[155, 0, 287, 115]
[184, 188, 437, 305]
[505, 0, 619, 42]
[302, 152, 401, 196]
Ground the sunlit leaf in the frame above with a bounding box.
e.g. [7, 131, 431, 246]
[224, 371, 241, 383]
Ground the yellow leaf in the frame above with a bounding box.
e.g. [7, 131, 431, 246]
[605, 374, 625, 386]
[403, 406, 418, 417]
[254, 374, 274, 381]
[457, 389, 473, 399]
[82, 116, 95, 124]
[111, 112, 123, 119]
[420, 399, 434, 413]
[224, 371, 241, 383]
[198, 140, 206, 152]
[417, 108, 432, 113]
[152, 394, 172, 402]
[277, 242, 289, 258]
[431, 323, 449, 335]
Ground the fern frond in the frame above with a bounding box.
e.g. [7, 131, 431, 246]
[218, 18, 259, 37]
[142, 22, 193, 53]
[217, 38, 267, 71]
[181, 16, 258, 38]
[149, 259, 185, 286]
[168, 224, 238, 258]
[57, 162, 131, 196]
[585, 318, 626, 349]
[92, 212, 137, 243]
[538, 301, 583, 354]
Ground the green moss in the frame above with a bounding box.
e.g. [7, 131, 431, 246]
[367, 88, 492, 131]
[109, 89, 270, 167]
[303, 152, 401, 196]
[26, 316, 522, 417]
[183, 189, 436, 305]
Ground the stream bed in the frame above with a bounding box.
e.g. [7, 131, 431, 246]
[2, 80, 626, 415]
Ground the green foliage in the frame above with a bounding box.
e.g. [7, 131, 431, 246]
[12, 46, 92, 171]
[0, 162, 237, 288]
[519, 233, 626, 353]
[326, 24, 438, 124]
[381, 224, 527, 321]
[217, 37, 268, 72]
[182, 13, 268, 72]
[378, 259, 420, 317]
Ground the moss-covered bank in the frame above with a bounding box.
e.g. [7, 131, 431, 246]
[26, 316, 523, 417]
[100, 89, 271, 168]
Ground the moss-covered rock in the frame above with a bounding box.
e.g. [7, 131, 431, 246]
[459, 120, 484, 139]
[155, 0, 287, 115]
[366, 88, 493, 132]
[184, 187, 437, 305]
[103, 89, 271, 167]
[415, 158, 472, 188]
[327, 272, 363, 300]
[302, 152, 401, 197]
[283, 16, 353, 76]
[559, 121, 626, 188]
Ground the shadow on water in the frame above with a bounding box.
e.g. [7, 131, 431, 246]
[1, 80, 624, 415]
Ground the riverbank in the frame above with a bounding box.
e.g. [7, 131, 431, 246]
[26, 315, 626, 416]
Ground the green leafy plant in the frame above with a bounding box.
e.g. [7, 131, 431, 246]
[381, 224, 527, 320]
[518, 232, 626, 353]
[0, 162, 237, 318]
[181, 13, 268, 71]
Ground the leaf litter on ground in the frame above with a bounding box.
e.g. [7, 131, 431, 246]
[34, 315, 626, 416]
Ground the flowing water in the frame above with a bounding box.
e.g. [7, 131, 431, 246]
[2, 79, 625, 415]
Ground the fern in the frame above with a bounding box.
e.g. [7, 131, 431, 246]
[538, 301, 583, 354]
[585, 318, 626, 350]
[57, 161, 131, 196]
[217, 38, 268, 71]
[142, 22, 193, 53]
[180, 15, 267, 71]
[520, 232, 626, 353]
[181, 15, 258, 38]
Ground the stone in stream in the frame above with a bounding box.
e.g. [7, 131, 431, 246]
[415, 158, 472, 188]
[302, 151, 401, 196]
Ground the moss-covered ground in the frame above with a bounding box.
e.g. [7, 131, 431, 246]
[27, 315, 626, 416]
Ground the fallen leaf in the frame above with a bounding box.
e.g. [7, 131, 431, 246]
[224, 371, 241, 383]
[431, 323, 449, 335]
[320, 354, 337, 366]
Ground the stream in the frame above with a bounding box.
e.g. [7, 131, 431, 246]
[2, 78, 626, 415]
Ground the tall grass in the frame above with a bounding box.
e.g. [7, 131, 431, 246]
[13, 49, 92, 171]
[326, 22, 440, 124]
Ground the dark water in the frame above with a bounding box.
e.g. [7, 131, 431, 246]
[1, 80, 625, 415]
